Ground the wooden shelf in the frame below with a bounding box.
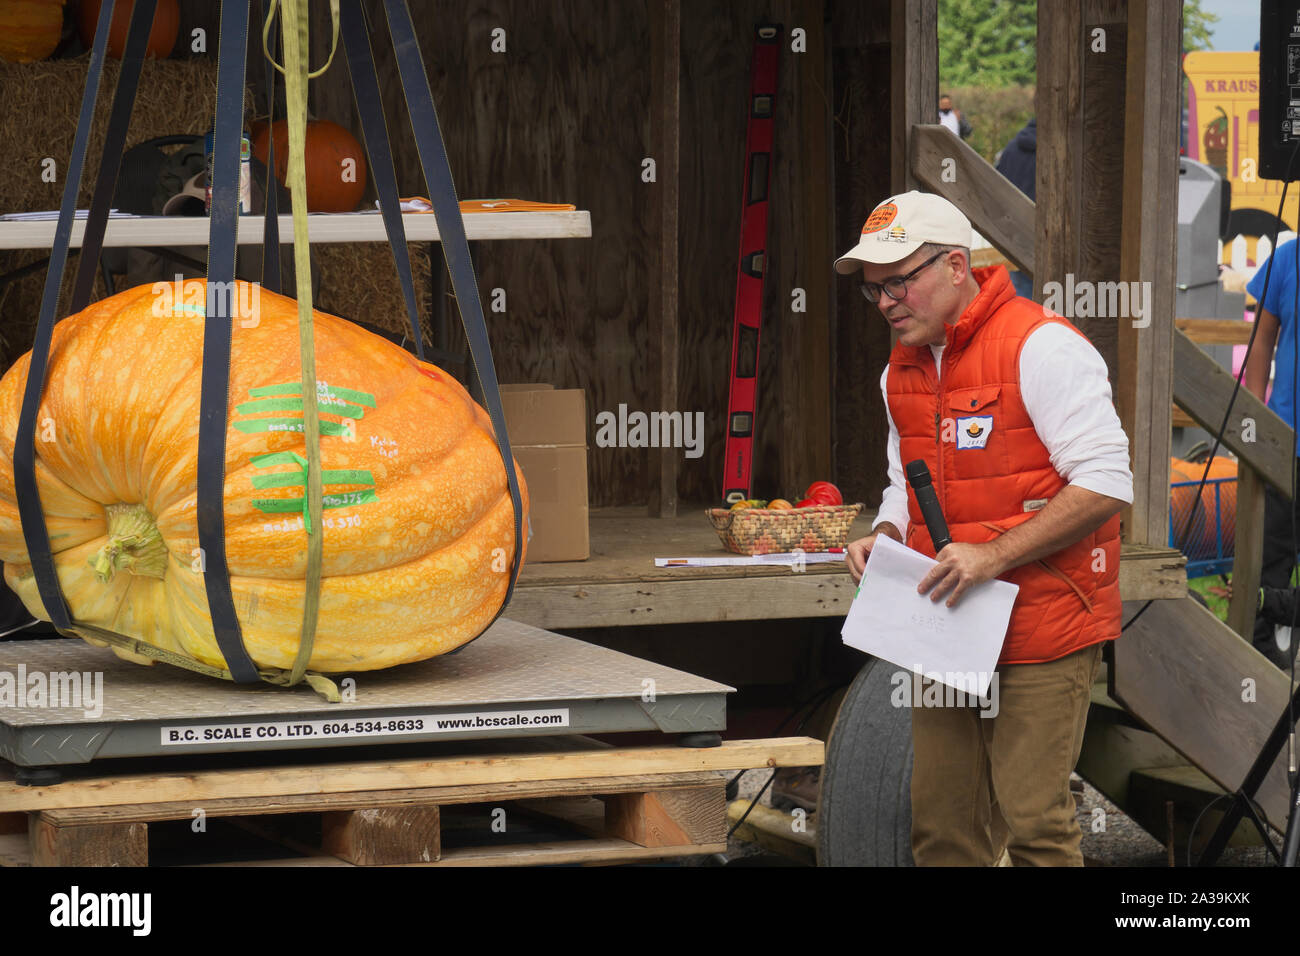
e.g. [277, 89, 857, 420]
[0, 210, 592, 250]
[507, 505, 1187, 630]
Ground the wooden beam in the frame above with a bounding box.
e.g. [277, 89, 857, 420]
[1172, 329, 1295, 493]
[1117, 0, 1180, 548]
[889, 0, 937, 193]
[1112, 597, 1297, 831]
[910, 124, 1035, 274]
[0, 738, 825, 813]
[1035, 0, 1084, 304]
[648, 0, 681, 517]
[1226, 465, 1266, 639]
[1175, 318, 1255, 344]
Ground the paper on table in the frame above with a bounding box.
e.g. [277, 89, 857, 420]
[840, 534, 1018, 698]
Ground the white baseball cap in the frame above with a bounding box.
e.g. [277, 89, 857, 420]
[833, 190, 972, 273]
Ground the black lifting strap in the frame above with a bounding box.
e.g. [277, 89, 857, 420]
[12, 0, 123, 634]
[71, 0, 158, 314]
[339, 1, 425, 360]
[197, 0, 260, 683]
[380, 0, 524, 615]
[258, 0, 282, 294]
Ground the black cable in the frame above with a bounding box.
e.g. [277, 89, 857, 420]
[726, 767, 777, 840]
[1187, 792, 1233, 868]
[1121, 138, 1300, 636]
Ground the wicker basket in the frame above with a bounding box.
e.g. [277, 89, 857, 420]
[705, 503, 864, 555]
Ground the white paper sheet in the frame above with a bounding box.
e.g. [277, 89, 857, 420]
[840, 534, 1019, 698]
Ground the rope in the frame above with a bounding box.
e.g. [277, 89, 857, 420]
[275, 0, 332, 687]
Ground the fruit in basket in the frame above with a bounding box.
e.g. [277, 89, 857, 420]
[795, 498, 816, 508]
[0, 280, 529, 674]
[768, 499, 793, 510]
[804, 481, 843, 506]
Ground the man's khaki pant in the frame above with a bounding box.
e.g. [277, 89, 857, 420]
[909, 642, 1103, 866]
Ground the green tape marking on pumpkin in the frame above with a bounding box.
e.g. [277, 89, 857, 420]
[252, 490, 378, 513]
[234, 418, 350, 436]
[236, 396, 365, 419]
[251, 468, 373, 489]
[250, 381, 377, 407]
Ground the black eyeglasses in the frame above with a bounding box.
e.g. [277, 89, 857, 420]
[858, 251, 946, 304]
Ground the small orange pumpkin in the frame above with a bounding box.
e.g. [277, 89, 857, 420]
[77, 0, 178, 60]
[0, 281, 529, 673]
[0, 0, 65, 64]
[252, 119, 369, 213]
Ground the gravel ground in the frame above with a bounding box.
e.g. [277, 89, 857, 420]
[680, 768, 1282, 867]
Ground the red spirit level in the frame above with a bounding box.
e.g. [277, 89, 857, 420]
[722, 23, 782, 505]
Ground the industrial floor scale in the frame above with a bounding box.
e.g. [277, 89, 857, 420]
[0, 619, 731, 785]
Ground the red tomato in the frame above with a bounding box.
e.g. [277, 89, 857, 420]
[804, 481, 842, 506]
[795, 498, 816, 508]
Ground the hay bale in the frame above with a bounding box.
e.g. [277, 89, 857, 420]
[0, 55, 432, 373]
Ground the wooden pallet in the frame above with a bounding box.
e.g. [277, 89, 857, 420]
[0, 735, 822, 867]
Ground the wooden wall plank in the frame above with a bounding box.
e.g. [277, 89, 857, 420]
[647, 0, 681, 516]
[831, 0, 893, 510]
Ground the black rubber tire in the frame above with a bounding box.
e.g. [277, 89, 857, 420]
[816, 656, 915, 866]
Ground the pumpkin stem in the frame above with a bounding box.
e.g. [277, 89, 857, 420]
[89, 504, 168, 582]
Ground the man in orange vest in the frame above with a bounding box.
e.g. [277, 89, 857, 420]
[837, 191, 1133, 866]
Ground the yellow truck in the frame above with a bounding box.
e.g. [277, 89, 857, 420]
[1183, 50, 1299, 263]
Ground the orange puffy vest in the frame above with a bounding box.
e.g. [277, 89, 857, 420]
[884, 265, 1122, 665]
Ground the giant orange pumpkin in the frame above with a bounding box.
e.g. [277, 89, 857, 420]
[77, 0, 178, 59]
[0, 281, 529, 673]
[253, 119, 368, 213]
[0, 0, 65, 64]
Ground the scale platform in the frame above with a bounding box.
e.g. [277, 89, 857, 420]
[0, 618, 732, 772]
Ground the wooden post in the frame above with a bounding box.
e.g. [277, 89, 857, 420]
[1227, 465, 1266, 640]
[1117, 0, 1180, 548]
[30, 815, 147, 867]
[648, 0, 681, 517]
[321, 805, 441, 865]
[605, 785, 726, 847]
[890, 0, 937, 194]
[1035, 1, 1084, 305]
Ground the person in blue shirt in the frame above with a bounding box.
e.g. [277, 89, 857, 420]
[1243, 237, 1300, 669]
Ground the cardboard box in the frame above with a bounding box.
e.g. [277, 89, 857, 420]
[500, 385, 589, 562]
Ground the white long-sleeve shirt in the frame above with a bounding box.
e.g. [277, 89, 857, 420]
[873, 323, 1134, 536]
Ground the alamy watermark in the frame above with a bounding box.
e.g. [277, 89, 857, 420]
[150, 274, 260, 327]
[890, 668, 999, 718]
[0, 665, 104, 718]
[1040, 273, 1152, 328]
[594, 404, 704, 459]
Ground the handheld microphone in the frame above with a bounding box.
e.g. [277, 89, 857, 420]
[905, 460, 952, 553]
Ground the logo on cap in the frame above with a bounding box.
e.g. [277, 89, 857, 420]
[862, 202, 898, 234]
[883, 224, 908, 243]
